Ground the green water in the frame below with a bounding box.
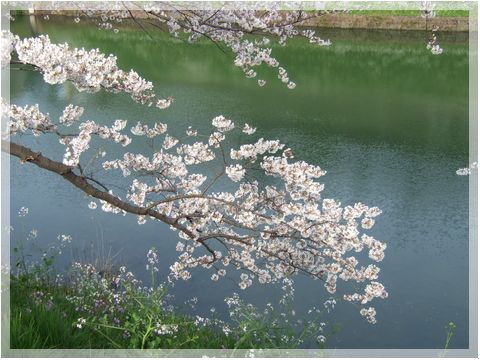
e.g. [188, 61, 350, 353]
[8, 16, 470, 349]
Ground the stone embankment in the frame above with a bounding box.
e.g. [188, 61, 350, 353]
[25, 10, 470, 32]
[301, 14, 469, 32]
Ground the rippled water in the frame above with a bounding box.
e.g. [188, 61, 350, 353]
[7, 16, 470, 349]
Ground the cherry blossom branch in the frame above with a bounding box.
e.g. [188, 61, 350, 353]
[2, 23, 389, 322]
[2, 31, 173, 109]
[34, 3, 336, 88]
[3, 140, 195, 235]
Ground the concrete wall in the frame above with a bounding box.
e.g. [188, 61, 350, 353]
[23, 10, 470, 32]
[301, 14, 469, 32]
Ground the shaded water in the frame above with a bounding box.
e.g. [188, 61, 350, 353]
[7, 16, 470, 349]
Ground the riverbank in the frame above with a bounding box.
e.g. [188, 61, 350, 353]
[19, 9, 470, 32]
[7, 249, 331, 351]
[8, 273, 234, 350]
[301, 13, 469, 32]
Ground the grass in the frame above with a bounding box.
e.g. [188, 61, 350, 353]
[9, 258, 332, 350]
[8, 212, 332, 350]
[10, 273, 237, 349]
[10, 275, 104, 349]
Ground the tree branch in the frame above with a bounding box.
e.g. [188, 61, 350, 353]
[2, 140, 195, 238]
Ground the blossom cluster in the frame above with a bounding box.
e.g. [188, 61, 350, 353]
[13, 96, 390, 316]
[2, 101, 54, 137]
[360, 307, 377, 324]
[59, 104, 84, 126]
[426, 27, 443, 55]
[456, 162, 478, 176]
[43, 4, 335, 88]
[90, 114, 388, 323]
[60, 119, 131, 166]
[130, 121, 167, 138]
[7, 96, 388, 322]
[145, 6, 333, 88]
[419, 2, 443, 55]
[146, 248, 160, 272]
[2, 31, 172, 107]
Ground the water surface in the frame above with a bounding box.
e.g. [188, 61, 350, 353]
[8, 16, 470, 349]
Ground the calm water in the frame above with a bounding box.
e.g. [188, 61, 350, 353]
[7, 16, 470, 349]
